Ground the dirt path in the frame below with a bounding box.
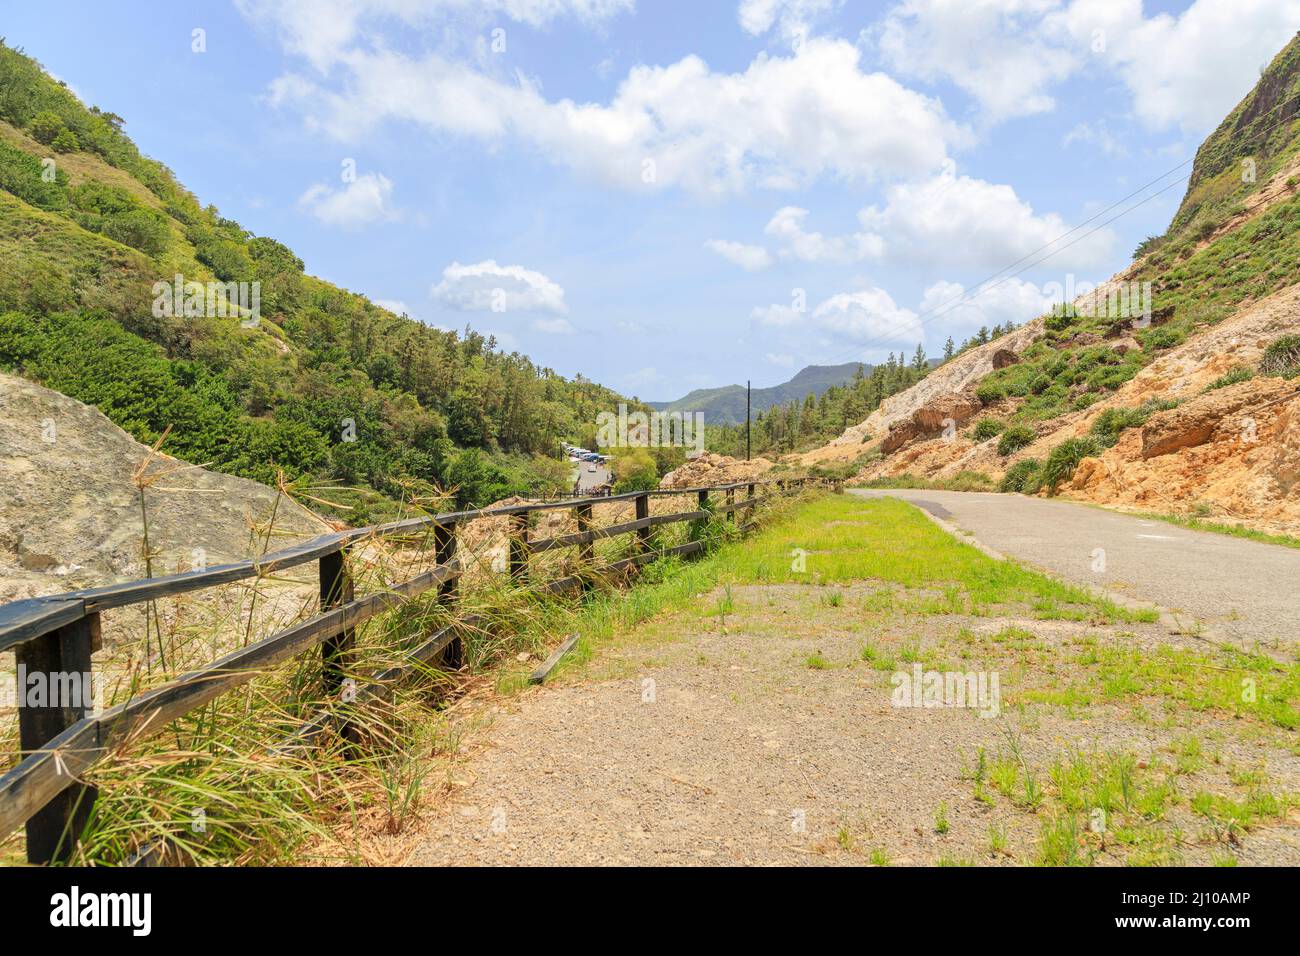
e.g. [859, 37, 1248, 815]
[408, 576, 1299, 866]
[852, 489, 1300, 653]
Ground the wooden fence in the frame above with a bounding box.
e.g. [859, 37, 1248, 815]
[0, 476, 818, 864]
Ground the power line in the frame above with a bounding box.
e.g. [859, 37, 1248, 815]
[781, 87, 1300, 370]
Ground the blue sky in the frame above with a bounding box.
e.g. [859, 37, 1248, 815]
[4, 0, 1297, 400]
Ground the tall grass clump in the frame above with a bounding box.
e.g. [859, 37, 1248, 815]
[1040, 437, 1103, 495]
[996, 424, 1036, 457]
[999, 459, 1043, 495]
[1260, 334, 1300, 378]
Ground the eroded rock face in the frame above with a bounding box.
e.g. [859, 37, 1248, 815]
[0, 372, 327, 601]
[806, 318, 1044, 458]
[1140, 379, 1294, 459]
[914, 391, 983, 433]
[880, 391, 984, 454]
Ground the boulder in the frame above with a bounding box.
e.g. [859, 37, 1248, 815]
[991, 348, 1020, 369]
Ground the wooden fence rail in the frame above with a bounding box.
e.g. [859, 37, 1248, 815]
[0, 476, 819, 864]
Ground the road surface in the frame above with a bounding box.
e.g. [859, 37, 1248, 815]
[573, 461, 610, 493]
[851, 489, 1300, 652]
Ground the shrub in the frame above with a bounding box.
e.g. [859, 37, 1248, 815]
[101, 207, 169, 257]
[971, 418, 1004, 441]
[1040, 437, 1102, 495]
[1260, 335, 1300, 378]
[68, 181, 170, 256]
[51, 128, 79, 153]
[1088, 407, 1147, 447]
[0, 139, 68, 210]
[1139, 325, 1187, 352]
[997, 424, 1036, 456]
[975, 379, 1005, 405]
[946, 470, 995, 492]
[1089, 399, 1179, 448]
[999, 459, 1042, 494]
[1204, 366, 1253, 391]
[1133, 235, 1163, 259]
[1045, 308, 1075, 333]
[27, 109, 65, 145]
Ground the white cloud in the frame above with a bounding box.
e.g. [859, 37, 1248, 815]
[753, 277, 1051, 357]
[764, 351, 796, 367]
[621, 366, 661, 390]
[532, 316, 576, 334]
[811, 288, 918, 343]
[876, 0, 1075, 122]
[430, 259, 568, 314]
[750, 303, 804, 327]
[918, 277, 1054, 332]
[875, 0, 1300, 132]
[738, 0, 838, 39]
[237, 0, 634, 70]
[857, 166, 1115, 271]
[1062, 121, 1127, 158]
[1051, 0, 1300, 132]
[260, 35, 964, 195]
[764, 206, 883, 263]
[705, 239, 773, 271]
[298, 172, 399, 227]
[373, 298, 412, 316]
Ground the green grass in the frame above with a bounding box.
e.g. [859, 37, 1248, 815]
[530, 492, 1155, 693]
[1203, 366, 1254, 392]
[1124, 510, 1300, 551]
[857, 471, 995, 492]
[1033, 641, 1300, 730]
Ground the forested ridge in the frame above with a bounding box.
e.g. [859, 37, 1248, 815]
[0, 40, 648, 519]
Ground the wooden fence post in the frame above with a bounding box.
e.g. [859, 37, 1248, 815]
[725, 487, 735, 524]
[434, 521, 462, 669]
[509, 512, 528, 581]
[319, 547, 357, 741]
[575, 502, 594, 570]
[18, 613, 100, 864]
[635, 493, 651, 552]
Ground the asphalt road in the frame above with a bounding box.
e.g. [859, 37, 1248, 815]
[850, 489, 1300, 652]
[572, 461, 610, 493]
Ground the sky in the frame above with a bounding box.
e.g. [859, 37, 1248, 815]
[3, 0, 1298, 401]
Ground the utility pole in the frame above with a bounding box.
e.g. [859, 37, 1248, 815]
[746, 379, 751, 461]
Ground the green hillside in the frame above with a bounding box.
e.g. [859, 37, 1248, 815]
[0, 40, 659, 519]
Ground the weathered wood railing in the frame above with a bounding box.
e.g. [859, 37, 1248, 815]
[0, 476, 816, 864]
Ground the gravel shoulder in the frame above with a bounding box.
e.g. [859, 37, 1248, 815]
[405, 497, 1300, 867]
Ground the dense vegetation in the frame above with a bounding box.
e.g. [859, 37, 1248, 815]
[1151, 32, 1300, 250]
[0, 40, 657, 519]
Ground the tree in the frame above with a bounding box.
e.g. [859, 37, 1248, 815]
[612, 448, 658, 493]
[943, 336, 955, 361]
[28, 110, 64, 145]
[51, 128, 78, 152]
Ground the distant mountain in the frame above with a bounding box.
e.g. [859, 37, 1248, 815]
[650, 363, 871, 425]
